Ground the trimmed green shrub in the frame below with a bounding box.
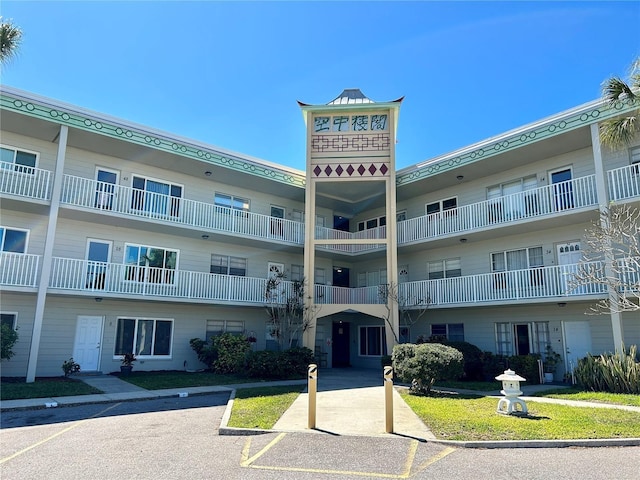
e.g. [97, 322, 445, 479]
[426, 339, 484, 380]
[212, 333, 251, 374]
[246, 347, 314, 379]
[575, 344, 640, 394]
[1, 323, 18, 360]
[392, 343, 464, 395]
[189, 337, 218, 369]
[506, 354, 542, 385]
[480, 351, 507, 380]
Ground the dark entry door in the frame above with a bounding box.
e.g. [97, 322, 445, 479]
[332, 322, 350, 367]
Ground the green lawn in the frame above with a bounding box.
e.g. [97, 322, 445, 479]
[531, 388, 640, 407]
[400, 390, 640, 441]
[1, 377, 102, 401]
[227, 385, 304, 429]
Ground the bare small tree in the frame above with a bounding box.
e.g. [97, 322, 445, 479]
[264, 272, 318, 350]
[569, 204, 640, 314]
[378, 281, 431, 343]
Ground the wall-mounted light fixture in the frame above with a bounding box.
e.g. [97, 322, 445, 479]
[456, 175, 464, 181]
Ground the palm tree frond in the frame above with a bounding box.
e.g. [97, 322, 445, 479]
[0, 18, 23, 64]
[599, 116, 639, 148]
[602, 77, 637, 103]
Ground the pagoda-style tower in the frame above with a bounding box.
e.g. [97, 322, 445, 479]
[298, 89, 403, 356]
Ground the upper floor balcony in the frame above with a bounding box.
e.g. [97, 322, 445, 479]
[0, 161, 52, 201]
[398, 175, 598, 245]
[3, 168, 639, 251]
[608, 163, 640, 202]
[2, 253, 617, 309]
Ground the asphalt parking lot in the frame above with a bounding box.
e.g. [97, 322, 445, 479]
[1, 393, 639, 480]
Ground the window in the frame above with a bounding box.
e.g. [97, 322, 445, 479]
[428, 258, 461, 279]
[359, 326, 387, 356]
[426, 197, 457, 215]
[215, 193, 249, 213]
[1, 313, 17, 330]
[210, 254, 246, 276]
[358, 215, 386, 231]
[291, 264, 303, 282]
[115, 317, 173, 357]
[431, 323, 464, 341]
[131, 176, 182, 217]
[492, 247, 543, 288]
[315, 268, 326, 285]
[0, 227, 28, 253]
[488, 175, 538, 219]
[631, 147, 640, 175]
[495, 322, 549, 356]
[205, 319, 244, 342]
[399, 326, 410, 344]
[1, 145, 37, 173]
[396, 210, 407, 223]
[124, 244, 178, 283]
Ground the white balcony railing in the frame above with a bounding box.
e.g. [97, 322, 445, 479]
[398, 262, 606, 307]
[398, 176, 598, 244]
[608, 164, 640, 202]
[60, 174, 304, 244]
[0, 162, 52, 201]
[0, 252, 40, 287]
[315, 284, 384, 304]
[49, 257, 275, 302]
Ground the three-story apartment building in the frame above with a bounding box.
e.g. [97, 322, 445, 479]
[1, 86, 638, 382]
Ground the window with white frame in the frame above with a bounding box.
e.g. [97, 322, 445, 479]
[396, 210, 407, 223]
[0, 227, 28, 253]
[205, 319, 245, 342]
[0, 145, 37, 173]
[492, 246, 544, 288]
[1, 313, 17, 330]
[114, 317, 173, 357]
[131, 175, 182, 217]
[124, 244, 178, 283]
[359, 325, 387, 356]
[427, 258, 461, 280]
[210, 254, 246, 276]
[431, 323, 464, 341]
[495, 321, 549, 356]
[487, 175, 538, 219]
[426, 197, 457, 215]
[315, 268, 326, 285]
[214, 193, 249, 213]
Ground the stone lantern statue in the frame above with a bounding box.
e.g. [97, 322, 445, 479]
[495, 369, 528, 415]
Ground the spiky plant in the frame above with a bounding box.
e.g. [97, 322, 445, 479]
[0, 18, 22, 65]
[599, 57, 640, 149]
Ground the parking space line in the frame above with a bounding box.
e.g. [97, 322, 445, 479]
[240, 434, 423, 479]
[0, 403, 122, 465]
[409, 446, 456, 477]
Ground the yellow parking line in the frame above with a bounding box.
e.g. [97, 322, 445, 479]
[241, 434, 422, 479]
[410, 446, 456, 477]
[0, 403, 122, 465]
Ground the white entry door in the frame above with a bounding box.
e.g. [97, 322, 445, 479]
[557, 242, 582, 294]
[73, 316, 103, 371]
[563, 321, 592, 372]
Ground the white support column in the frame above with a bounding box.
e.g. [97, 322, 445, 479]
[303, 110, 317, 351]
[590, 123, 623, 352]
[26, 125, 68, 383]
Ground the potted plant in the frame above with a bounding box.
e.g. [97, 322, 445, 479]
[120, 353, 136, 375]
[543, 345, 562, 383]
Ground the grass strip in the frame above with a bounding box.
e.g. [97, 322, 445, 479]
[1, 378, 102, 401]
[400, 390, 640, 441]
[227, 385, 304, 429]
[533, 388, 640, 407]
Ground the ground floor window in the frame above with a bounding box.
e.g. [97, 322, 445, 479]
[1, 313, 17, 330]
[359, 326, 387, 357]
[115, 317, 173, 357]
[205, 319, 245, 342]
[431, 323, 464, 341]
[495, 321, 549, 356]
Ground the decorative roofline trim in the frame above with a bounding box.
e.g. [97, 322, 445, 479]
[0, 86, 307, 189]
[397, 98, 639, 185]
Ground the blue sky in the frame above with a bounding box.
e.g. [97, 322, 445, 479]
[1, 1, 639, 171]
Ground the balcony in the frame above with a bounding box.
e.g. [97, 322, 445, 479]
[60, 174, 304, 245]
[398, 262, 606, 308]
[315, 225, 387, 254]
[0, 162, 52, 201]
[608, 164, 640, 202]
[398, 176, 598, 245]
[315, 284, 384, 304]
[0, 252, 40, 288]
